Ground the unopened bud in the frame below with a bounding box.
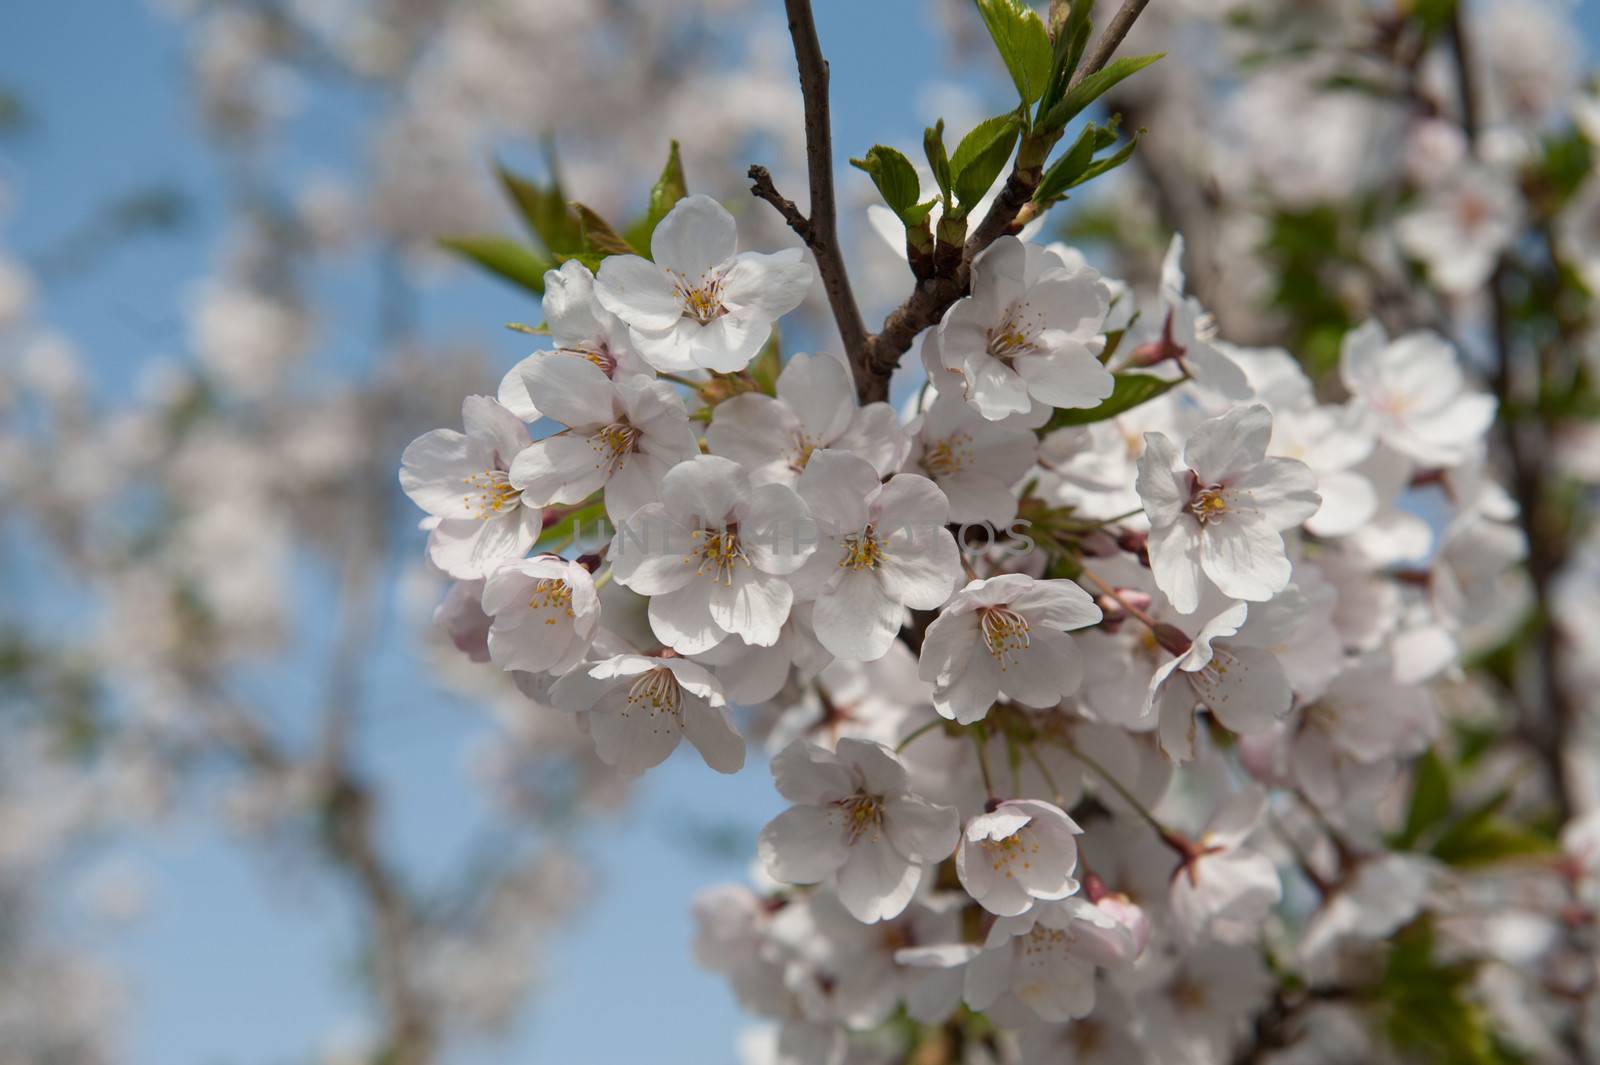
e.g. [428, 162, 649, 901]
[1153, 623, 1193, 657]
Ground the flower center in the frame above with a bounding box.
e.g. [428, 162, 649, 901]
[986, 304, 1043, 362]
[590, 421, 642, 474]
[672, 270, 728, 325]
[527, 578, 574, 622]
[977, 829, 1040, 877]
[839, 526, 885, 571]
[691, 525, 749, 585]
[561, 343, 618, 377]
[790, 432, 821, 472]
[836, 793, 884, 844]
[461, 469, 519, 518]
[1186, 474, 1229, 526]
[979, 605, 1031, 667]
[626, 667, 683, 722]
[921, 431, 971, 477]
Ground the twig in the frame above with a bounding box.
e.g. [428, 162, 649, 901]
[747, 166, 810, 239]
[852, 0, 1154, 403]
[749, 0, 869, 376]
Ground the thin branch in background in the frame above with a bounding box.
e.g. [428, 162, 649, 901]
[1447, 6, 1575, 819]
[748, 0, 869, 375]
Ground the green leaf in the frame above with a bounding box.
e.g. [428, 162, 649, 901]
[1039, 372, 1178, 432]
[1038, 1, 1092, 120]
[1070, 129, 1141, 186]
[850, 145, 924, 220]
[924, 120, 953, 205]
[1039, 52, 1163, 132]
[974, 0, 1054, 107]
[1378, 919, 1522, 1065]
[1034, 118, 1119, 202]
[535, 498, 608, 551]
[437, 236, 551, 296]
[950, 112, 1023, 210]
[1429, 790, 1556, 867]
[571, 203, 638, 257]
[645, 140, 688, 236]
[495, 164, 582, 256]
[1396, 750, 1452, 850]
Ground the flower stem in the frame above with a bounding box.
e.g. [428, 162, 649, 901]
[895, 717, 945, 754]
[1024, 742, 1066, 807]
[971, 724, 997, 800]
[1078, 567, 1162, 631]
[1060, 736, 1178, 843]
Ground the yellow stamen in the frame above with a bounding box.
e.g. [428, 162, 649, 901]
[979, 605, 1031, 668]
[690, 526, 749, 585]
[839, 526, 885, 571]
[461, 469, 519, 518]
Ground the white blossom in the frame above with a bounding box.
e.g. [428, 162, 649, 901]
[918, 574, 1103, 724]
[790, 450, 961, 662]
[932, 236, 1115, 420]
[758, 739, 959, 923]
[594, 194, 812, 373]
[400, 396, 541, 579]
[1137, 404, 1321, 612]
[955, 799, 1082, 917]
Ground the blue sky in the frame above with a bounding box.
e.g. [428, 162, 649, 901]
[0, 3, 975, 1064]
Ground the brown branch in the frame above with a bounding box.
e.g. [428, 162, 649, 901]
[853, 0, 1154, 403]
[747, 165, 811, 240]
[750, 0, 869, 379]
[1448, 7, 1575, 820]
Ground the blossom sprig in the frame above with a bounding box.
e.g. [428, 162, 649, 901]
[393, 0, 1600, 1059]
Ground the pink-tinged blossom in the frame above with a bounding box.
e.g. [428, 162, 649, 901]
[610, 455, 813, 654]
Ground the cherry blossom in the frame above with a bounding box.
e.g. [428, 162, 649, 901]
[758, 739, 959, 923]
[593, 194, 812, 373]
[610, 454, 813, 653]
[918, 574, 1103, 724]
[549, 652, 743, 775]
[707, 352, 908, 485]
[932, 236, 1115, 420]
[1339, 321, 1497, 467]
[955, 799, 1082, 917]
[508, 353, 698, 523]
[498, 259, 653, 422]
[1137, 404, 1321, 612]
[481, 555, 601, 675]
[399, 396, 541, 579]
[790, 450, 961, 662]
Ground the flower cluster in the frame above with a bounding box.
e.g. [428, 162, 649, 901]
[400, 175, 1549, 1060]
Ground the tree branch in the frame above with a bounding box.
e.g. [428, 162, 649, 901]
[750, 0, 869, 378]
[853, 0, 1153, 403]
[1448, 6, 1575, 819]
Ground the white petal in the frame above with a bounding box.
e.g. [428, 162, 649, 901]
[683, 704, 746, 773]
[836, 835, 920, 923]
[650, 194, 738, 277]
[595, 255, 681, 332]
